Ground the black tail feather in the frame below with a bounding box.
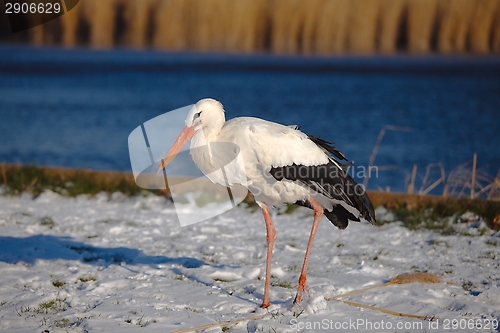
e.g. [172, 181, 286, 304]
[295, 199, 353, 230]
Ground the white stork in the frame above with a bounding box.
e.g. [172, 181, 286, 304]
[159, 98, 376, 308]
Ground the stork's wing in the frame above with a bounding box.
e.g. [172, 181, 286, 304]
[219, 117, 376, 228]
[244, 120, 331, 168]
[269, 136, 376, 229]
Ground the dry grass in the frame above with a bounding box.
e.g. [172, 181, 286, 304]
[325, 272, 441, 320]
[2, 163, 499, 230]
[445, 161, 500, 201]
[325, 272, 441, 301]
[366, 127, 499, 202]
[369, 191, 500, 230]
[389, 272, 441, 284]
[21, 0, 500, 54]
[0, 164, 142, 197]
[468, 0, 499, 53]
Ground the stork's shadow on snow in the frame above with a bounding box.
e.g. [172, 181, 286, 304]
[0, 235, 204, 268]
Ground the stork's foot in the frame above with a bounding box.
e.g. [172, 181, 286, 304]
[260, 301, 270, 309]
[293, 274, 308, 305]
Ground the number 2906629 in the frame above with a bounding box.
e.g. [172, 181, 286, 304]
[5, 2, 61, 14]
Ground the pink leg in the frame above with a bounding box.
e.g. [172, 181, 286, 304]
[293, 197, 323, 305]
[260, 203, 276, 308]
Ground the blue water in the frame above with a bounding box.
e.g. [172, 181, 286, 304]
[1, 45, 499, 193]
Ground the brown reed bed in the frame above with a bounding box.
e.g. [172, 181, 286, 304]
[13, 0, 500, 54]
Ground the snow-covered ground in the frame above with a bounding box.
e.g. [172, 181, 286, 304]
[0, 190, 499, 332]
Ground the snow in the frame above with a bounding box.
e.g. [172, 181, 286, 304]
[0, 190, 499, 332]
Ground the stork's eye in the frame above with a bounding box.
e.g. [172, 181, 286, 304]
[193, 111, 202, 121]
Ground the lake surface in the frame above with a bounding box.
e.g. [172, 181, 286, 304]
[0, 45, 499, 193]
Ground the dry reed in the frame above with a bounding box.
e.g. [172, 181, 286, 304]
[317, 0, 352, 54]
[60, 2, 81, 47]
[30, 25, 44, 46]
[18, 0, 500, 54]
[84, 0, 117, 49]
[348, 0, 380, 53]
[445, 157, 499, 201]
[269, 0, 301, 54]
[408, 164, 418, 195]
[378, 0, 407, 53]
[121, 0, 157, 49]
[407, 0, 439, 53]
[300, 0, 324, 54]
[436, 0, 475, 53]
[153, 0, 189, 50]
[325, 272, 441, 320]
[325, 272, 441, 301]
[364, 125, 413, 189]
[417, 163, 446, 196]
[491, 2, 500, 52]
[468, 0, 498, 53]
[396, 154, 499, 202]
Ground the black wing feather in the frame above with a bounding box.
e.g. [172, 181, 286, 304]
[270, 135, 376, 229]
[308, 136, 349, 163]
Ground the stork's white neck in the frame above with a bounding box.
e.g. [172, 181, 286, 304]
[191, 114, 225, 147]
[190, 129, 208, 148]
[187, 98, 226, 148]
[189, 119, 225, 176]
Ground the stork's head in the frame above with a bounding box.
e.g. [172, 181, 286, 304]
[157, 98, 225, 172]
[185, 98, 225, 132]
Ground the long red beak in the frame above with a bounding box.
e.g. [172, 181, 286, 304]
[157, 125, 195, 172]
